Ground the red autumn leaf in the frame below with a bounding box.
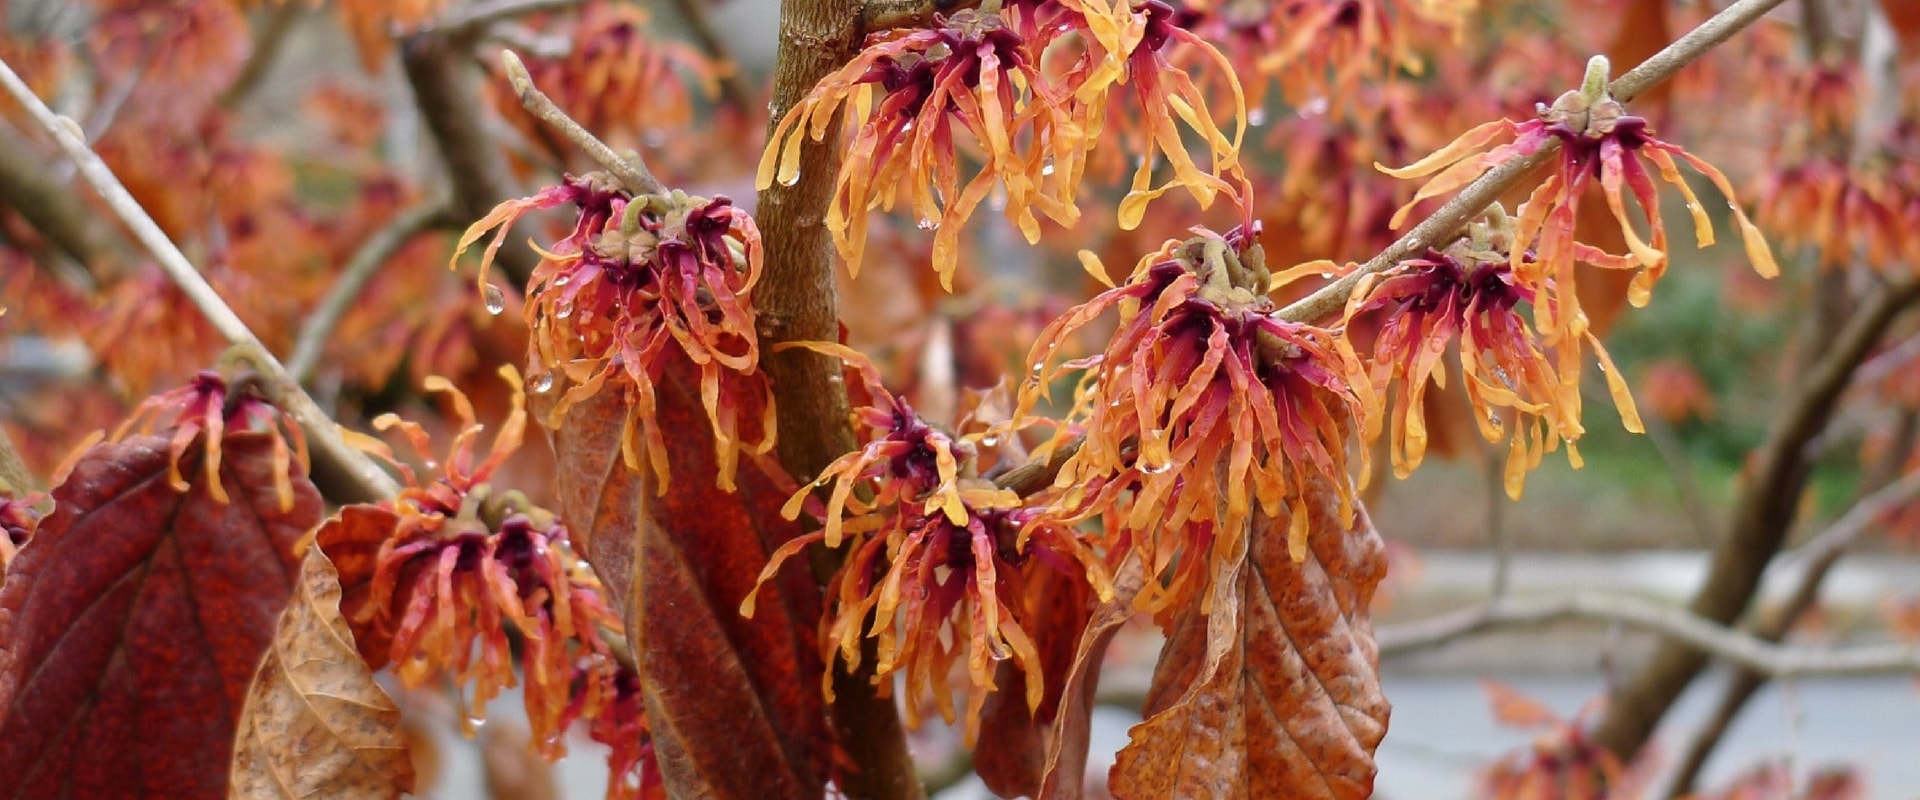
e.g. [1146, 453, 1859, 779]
[973, 562, 1101, 798]
[0, 432, 320, 799]
[538, 350, 831, 799]
[310, 504, 404, 667]
[1108, 480, 1390, 800]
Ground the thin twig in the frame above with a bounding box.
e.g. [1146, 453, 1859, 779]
[998, 0, 1794, 494]
[1377, 591, 1920, 679]
[0, 53, 401, 505]
[499, 50, 664, 196]
[1776, 467, 1920, 575]
[287, 200, 451, 383]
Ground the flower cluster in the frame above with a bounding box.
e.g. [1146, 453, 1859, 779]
[1173, 0, 1473, 108]
[454, 176, 773, 492]
[495, 3, 718, 150]
[1346, 207, 1642, 499]
[1380, 56, 1778, 346]
[747, 342, 1108, 743]
[759, 0, 1247, 288]
[111, 370, 309, 510]
[342, 369, 658, 798]
[1020, 225, 1377, 613]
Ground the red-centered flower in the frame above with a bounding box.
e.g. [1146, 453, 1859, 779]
[1477, 683, 1639, 800]
[453, 176, 773, 492]
[1345, 210, 1643, 499]
[0, 492, 43, 572]
[112, 370, 308, 509]
[348, 369, 659, 798]
[758, 9, 1081, 288]
[746, 344, 1109, 743]
[1380, 56, 1778, 343]
[1172, 0, 1471, 107]
[1067, 0, 1248, 230]
[497, 2, 717, 149]
[1020, 225, 1377, 613]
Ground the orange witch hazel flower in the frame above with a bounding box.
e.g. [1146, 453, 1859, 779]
[453, 174, 773, 492]
[757, 8, 1082, 288]
[112, 370, 309, 510]
[1345, 206, 1643, 499]
[1021, 223, 1377, 613]
[347, 368, 661, 799]
[745, 342, 1110, 744]
[1380, 55, 1779, 340]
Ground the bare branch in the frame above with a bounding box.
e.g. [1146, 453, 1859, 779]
[1377, 592, 1920, 679]
[287, 200, 451, 383]
[497, 50, 664, 196]
[0, 52, 401, 505]
[399, 30, 539, 284]
[218, 2, 304, 110]
[0, 122, 108, 272]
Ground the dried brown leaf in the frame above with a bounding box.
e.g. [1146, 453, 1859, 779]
[229, 545, 414, 799]
[1108, 481, 1389, 800]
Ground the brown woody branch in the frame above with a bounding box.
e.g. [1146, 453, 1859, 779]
[287, 200, 452, 383]
[0, 53, 402, 506]
[1663, 440, 1920, 796]
[755, 0, 924, 793]
[0, 123, 108, 273]
[1590, 276, 1920, 761]
[1376, 590, 1920, 678]
[218, 2, 303, 110]
[400, 30, 539, 285]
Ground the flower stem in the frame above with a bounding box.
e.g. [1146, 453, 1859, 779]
[500, 50, 665, 196]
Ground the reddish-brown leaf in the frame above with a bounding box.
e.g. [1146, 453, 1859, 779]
[974, 559, 1106, 798]
[310, 504, 404, 667]
[228, 544, 414, 799]
[1108, 482, 1389, 800]
[0, 432, 320, 799]
[538, 351, 830, 799]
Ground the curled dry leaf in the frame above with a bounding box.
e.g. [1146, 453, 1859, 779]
[1108, 478, 1389, 800]
[0, 433, 319, 799]
[228, 545, 414, 799]
[536, 349, 830, 799]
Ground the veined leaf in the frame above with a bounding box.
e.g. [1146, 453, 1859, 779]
[538, 350, 830, 799]
[0, 433, 319, 799]
[228, 544, 414, 799]
[1109, 480, 1389, 800]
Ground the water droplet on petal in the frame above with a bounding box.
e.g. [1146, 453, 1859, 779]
[555, 302, 573, 320]
[482, 283, 506, 315]
[1041, 159, 1056, 177]
[553, 274, 571, 287]
[779, 170, 801, 187]
[1141, 459, 1171, 475]
[466, 715, 487, 730]
[1248, 106, 1268, 127]
[980, 433, 1000, 447]
[916, 217, 940, 231]
[531, 371, 555, 393]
